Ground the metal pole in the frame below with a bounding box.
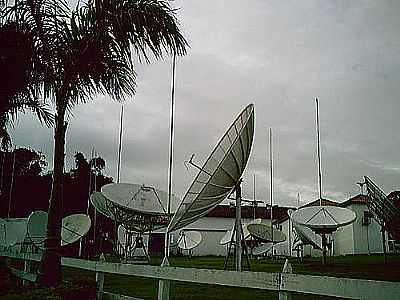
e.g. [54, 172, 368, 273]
[165, 53, 177, 259]
[269, 128, 274, 256]
[7, 149, 16, 218]
[235, 180, 242, 272]
[315, 98, 323, 206]
[117, 105, 124, 184]
[253, 174, 256, 219]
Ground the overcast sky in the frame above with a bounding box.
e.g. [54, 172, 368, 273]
[10, 0, 400, 208]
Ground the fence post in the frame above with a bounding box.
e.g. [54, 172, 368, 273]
[279, 259, 293, 300]
[23, 258, 31, 286]
[157, 258, 170, 300]
[96, 253, 106, 300]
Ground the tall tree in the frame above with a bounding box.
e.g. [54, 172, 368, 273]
[1, 0, 187, 286]
[0, 20, 53, 150]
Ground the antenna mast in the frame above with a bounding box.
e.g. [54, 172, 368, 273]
[117, 105, 124, 183]
[165, 53, 177, 260]
[269, 128, 274, 255]
[316, 98, 323, 206]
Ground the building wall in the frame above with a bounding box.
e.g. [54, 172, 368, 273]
[333, 203, 389, 255]
[172, 217, 259, 256]
[333, 221, 354, 255]
[348, 204, 385, 254]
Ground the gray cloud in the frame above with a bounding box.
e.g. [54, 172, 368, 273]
[10, 0, 400, 208]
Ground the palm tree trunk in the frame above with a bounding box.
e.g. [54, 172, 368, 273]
[37, 110, 67, 287]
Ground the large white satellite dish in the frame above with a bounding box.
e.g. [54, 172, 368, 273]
[102, 183, 180, 215]
[247, 223, 286, 243]
[27, 211, 48, 245]
[290, 206, 356, 232]
[252, 243, 273, 256]
[61, 214, 91, 246]
[168, 104, 255, 232]
[178, 231, 202, 250]
[95, 183, 180, 232]
[0, 218, 27, 246]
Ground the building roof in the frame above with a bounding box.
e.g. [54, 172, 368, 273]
[339, 194, 369, 207]
[300, 198, 338, 208]
[205, 205, 293, 222]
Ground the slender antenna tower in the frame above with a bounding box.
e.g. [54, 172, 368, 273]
[117, 105, 124, 183]
[165, 53, 177, 259]
[80, 148, 95, 257]
[86, 148, 95, 215]
[0, 151, 5, 196]
[269, 128, 274, 255]
[7, 149, 16, 218]
[253, 174, 256, 219]
[297, 192, 300, 208]
[315, 98, 323, 206]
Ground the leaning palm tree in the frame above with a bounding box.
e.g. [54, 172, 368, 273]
[1, 0, 187, 286]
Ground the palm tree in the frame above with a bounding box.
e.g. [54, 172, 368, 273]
[1, 0, 187, 286]
[0, 20, 53, 150]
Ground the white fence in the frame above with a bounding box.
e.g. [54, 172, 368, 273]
[1, 250, 400, 300]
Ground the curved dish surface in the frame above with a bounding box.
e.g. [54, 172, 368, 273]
[247, 223, 286, 243]
[92, 184, 179, 232]
[27, 211, 48, 245]
[61, 214, 91, 246]
[219, 222, 252, 245]
[252, 243, 273, 256]
[90, 191, 114, 220]
[168, 104, 255, 232]
[290, 206, 356, 231]
[178, 231, 202, 250]
[293, 222, 321, 249]
[288, 209, 321, 249]
[219, 230, 232, 245]
[102, 183, 180, 215]
[0, 218, 27, 246]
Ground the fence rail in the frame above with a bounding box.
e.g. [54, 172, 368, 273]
[1, 250, 400, 300]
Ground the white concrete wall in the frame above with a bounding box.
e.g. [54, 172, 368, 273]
[333, 203, 389, 255]
[172, 217, 259, 256]
[334, 222, 354, 256]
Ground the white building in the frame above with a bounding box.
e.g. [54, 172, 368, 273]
[275, 195, 391, 258]
[170, 205, 290, 256]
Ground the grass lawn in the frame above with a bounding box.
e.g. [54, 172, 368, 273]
[2, 254, 400, 299]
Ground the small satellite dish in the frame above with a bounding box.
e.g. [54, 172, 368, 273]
[219, 223, 251, 245]
[0, 218, 27, 246]
[178, 231, 202, 250]
[118, 224, 128, 246]
[90, 191, 114, 220]
[252, 243, 273, 256]
[220, 230, 232, 245]
[247, 223, 286, 243]
[248, 218, 262, 225]
[288, 209, 321, 249]
[27, 211, 48, 245]
[61, 214, 91, 246]
[293, 222, 321, 250]
[168, 104, 255, 232]
[290, 206, 356, 232]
